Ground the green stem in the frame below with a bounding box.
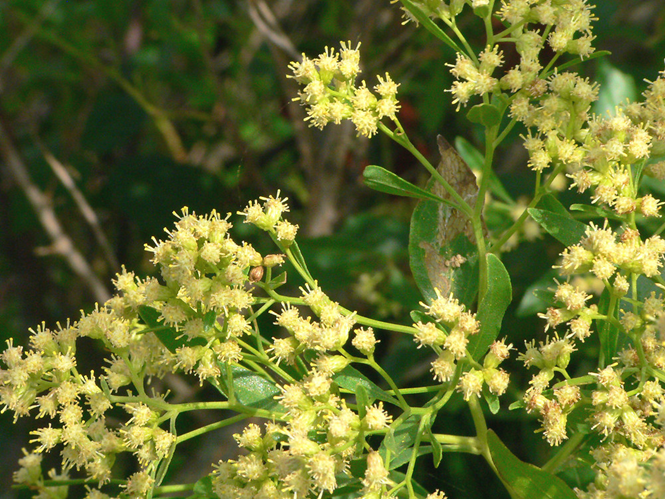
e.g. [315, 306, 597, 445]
[489, 162, 567, 253]
[541, 432, 586, 473]
[154, 483, 196, 494]
[379, 121, 474, 217]
[176, 413, 248, 444]
[467, 396, 498, 474]
[262, 285, 419, 335]
[404, 416, 428, 499]
[365, 357, 409, 410]
[431, 434, 482, 454]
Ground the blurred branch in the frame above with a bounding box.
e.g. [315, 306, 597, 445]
[32, 134, 121, 273]
[0, 0, 61, 72]
[16, 13, 188, 162]
[0, 118, 111, 304]
[246, 0, 300, 60]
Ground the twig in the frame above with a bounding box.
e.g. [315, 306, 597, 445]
[32, 134, 121, 273]
[16, 15, 188, 163]
[246, 0, 300, 60]
[0, 118, 110, 303]
[0, 0, 61, 72]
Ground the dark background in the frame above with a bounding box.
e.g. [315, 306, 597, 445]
[1, 1, 664, 497]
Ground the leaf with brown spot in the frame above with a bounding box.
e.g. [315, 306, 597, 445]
[409, 136, 484, 306]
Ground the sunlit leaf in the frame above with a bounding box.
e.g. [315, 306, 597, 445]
[487, 430, 577, 499]
[468, 254, 512, 361]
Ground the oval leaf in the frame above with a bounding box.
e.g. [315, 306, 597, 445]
[536, 194, 571, 217]
[363, 165, 445, 203]
[467, 103, 501, 127]
[333, 365, 397, 405]
[215, 365, 284, 412]
[468, 253, 512, 361]
[596, 288, 626, 368]
[593, 60, 637, 117]
[528, 208, 587, 247]
[487, 430, 577, 499]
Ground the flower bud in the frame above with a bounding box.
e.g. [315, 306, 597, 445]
[249, 266, 264, 283]
[263, 254, 285, 268]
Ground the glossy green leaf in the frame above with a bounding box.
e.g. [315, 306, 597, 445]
[516, 269, 558, 317]
[536, 194, 571, 217]
[381, 415, 421, 469]
[188, 475, 215, 499]
[216, 365, 284, 412]
[426, 422, 443, 467]
[596, 288, 626, 369]
[468, 254, 512, 361]
[333, 366, 397, 405]
[483, 389, 500, 414]
[593, 60, 637, 117]
[528, 208, 587, 247]
[569, 203, 621, 221]
[487, 430, 577, 499]
[363, 165, 447, 203]
[467, 103, 501, 127]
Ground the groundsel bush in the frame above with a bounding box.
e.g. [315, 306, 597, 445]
[4, 1, 665, 498]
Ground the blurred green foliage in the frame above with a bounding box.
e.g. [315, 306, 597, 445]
[1, 1, 665, 497]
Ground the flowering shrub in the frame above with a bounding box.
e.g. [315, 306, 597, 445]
[4, 1, 665, 498]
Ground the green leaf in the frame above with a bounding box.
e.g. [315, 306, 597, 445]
[333, 366, 397, 405]
[287, 240, 313, 281]
[381, 415, 421, 469]
[426, 422, 443, 467]
[596, 289, 626, 369]
[516, 269, 558, 317]
[216, 365, 284, 412]
[188, 475, 215, 499]
[467, 103, 501, 127]
[468, 254, 512, 361]
[569, 203, 621, 221]
[355, 384, 369, 420]
[487, 430, 578, 499]
[483, 389, 500, 414]
[363, 165, 447, 203]
[536, 194, 571, 217]
[508, 399, 525, 410]
[410, 309, 436, 325]
[593, 59, 637, 117]
[267, 271, 287, 290]
[528, 208, 587, 247]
